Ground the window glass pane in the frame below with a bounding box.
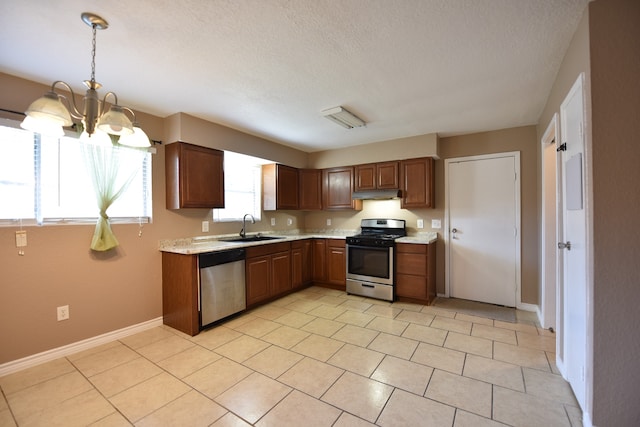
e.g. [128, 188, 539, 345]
[213, 151, 268, 222]
[0, 120, 153, 225]
[0, 125, 36, 220]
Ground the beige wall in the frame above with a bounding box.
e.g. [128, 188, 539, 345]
[588, 0, 640, 425]
[436, 127, 539, 302]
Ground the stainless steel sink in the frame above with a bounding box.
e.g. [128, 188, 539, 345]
[219, 235, 285, 243]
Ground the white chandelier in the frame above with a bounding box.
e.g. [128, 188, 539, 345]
[21, 12, 150, 147]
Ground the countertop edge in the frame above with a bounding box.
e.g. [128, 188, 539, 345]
[160, 231, 438, 255]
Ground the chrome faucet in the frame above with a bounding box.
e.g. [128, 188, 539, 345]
[240, 214, 256, 238]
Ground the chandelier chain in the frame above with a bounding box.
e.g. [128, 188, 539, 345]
[90, 24, 97, 83]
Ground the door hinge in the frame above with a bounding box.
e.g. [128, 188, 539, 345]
[557, 143, 567, 152]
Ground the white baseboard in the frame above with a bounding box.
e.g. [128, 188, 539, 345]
[0, 317, 163, 377]
[517, 302, 538, 313]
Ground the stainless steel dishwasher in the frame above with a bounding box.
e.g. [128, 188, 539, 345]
[198, 249, 246, 329]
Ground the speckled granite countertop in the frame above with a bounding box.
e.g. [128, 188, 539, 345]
[159, 230, 438, 255]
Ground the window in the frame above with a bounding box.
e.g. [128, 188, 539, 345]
[213, 151, 269, 222]
[0, 119, 152, 226]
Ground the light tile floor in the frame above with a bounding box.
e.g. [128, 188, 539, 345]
[0, 287, 582, 426]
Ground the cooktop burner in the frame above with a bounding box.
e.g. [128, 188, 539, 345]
[346, 219, 406, 247]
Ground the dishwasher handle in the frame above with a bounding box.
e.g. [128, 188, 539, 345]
[199, 249, 246, 269]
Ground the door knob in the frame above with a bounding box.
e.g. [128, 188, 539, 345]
[558, 241, 571, 250]
[451, 228, 458, 233]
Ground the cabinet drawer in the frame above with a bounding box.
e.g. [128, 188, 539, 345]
[396, 274, 427, 300]
[396, 243, 427, 254]
[397, 252, 427, 275]
[246, 241, 291, 258]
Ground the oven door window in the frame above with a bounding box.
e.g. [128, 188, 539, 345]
[347, 245, 390, 279]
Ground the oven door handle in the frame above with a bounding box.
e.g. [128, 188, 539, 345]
[346, 244, 390, 251]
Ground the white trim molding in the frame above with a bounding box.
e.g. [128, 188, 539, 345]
[0, 317, 163, 377]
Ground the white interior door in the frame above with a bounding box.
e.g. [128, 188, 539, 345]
[446, 153, 520, 307]
[559, 74, 588, 410]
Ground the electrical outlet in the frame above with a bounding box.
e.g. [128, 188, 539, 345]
[431, 219, 442, 229]
[417, 219, 424, 229]
[326, 219, 332, 226]
[201, 221, 209, 232]
[270, 218, 276, 226]
[57, 305, 69, 321]
[287, 218, 293, 226]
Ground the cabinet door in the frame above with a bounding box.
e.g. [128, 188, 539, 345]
[312, 239, 327, 282]
[291, 246, 303, 289]
[165, 142, 224, 209]
[377, 161, 400, 189]
[322, 167, 362, 210]
[327, 240, 346, 288]
[301, 239, 313, 284]
[400, 157, 434, 209]
[354, 163, 376, 191]
[246, 255, 271, 306]
[162, 252, 199, 336]
[271, 251, 292, 296]
[299, 169, 322, 210]
[263, 164, 299, 210]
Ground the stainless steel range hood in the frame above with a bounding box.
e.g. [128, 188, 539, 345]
[351, 189, 402, 200]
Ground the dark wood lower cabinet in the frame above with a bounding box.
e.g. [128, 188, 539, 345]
[292, 239, 313, 288]
[311, 238, 346, 290]
[245, 242, 292, 308]
[395, 242, 436, 305]
[161, 252, 200, 336]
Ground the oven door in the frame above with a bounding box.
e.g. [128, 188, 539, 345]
[346, 244, 394, 285]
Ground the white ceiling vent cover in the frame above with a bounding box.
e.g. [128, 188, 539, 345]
[321, 106, 366, 129]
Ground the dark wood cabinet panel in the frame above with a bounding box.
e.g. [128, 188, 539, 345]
[377, 161, 400, 189]
[165, 142, 224, 209]
[246, 241, 292, 308]
[355, 161, 399, 191]
[292, 239, 313, 288]
[246, 256, 271, 306]
[322, 167, 362, 210]
[161, 252, 199, 336]
[327, 239, 346, 288]
[263, 164, 299, 210]
[271, 251, 292, 295]
[299, 169, 323, 210]
[354, 163, 376, 191]
[395, 242, 436, 304]
[312, 239, 327, 282]
[400, 157, 434, 209]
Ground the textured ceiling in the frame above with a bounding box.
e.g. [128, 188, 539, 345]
[0, 0, 589, 152]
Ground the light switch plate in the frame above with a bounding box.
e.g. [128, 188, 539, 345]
[287, 218, 293, 226]
[431, 219, 442, 229]
[417, 219, 424, 229]
[201, 221, 209, 232]
[15, 230, 27, 247]
[326, 219, 332, 226]
[271, 218, 276, 226]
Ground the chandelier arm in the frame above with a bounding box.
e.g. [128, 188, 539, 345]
[50, 80, 83, 119]
[120, 106, 138, 123]
[102, 91, 120, 108]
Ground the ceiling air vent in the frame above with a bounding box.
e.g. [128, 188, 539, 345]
[321, 106, 366, 129]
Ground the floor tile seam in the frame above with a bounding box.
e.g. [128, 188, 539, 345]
[0, 387, 18, 426]
[0, 362, 79, 397]
[61, 358, 132, 425]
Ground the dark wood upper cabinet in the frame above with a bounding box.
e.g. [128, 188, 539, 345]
[165, 141, 224, 209]
[299, 169, 323, 210]
[400, 157, 434, 209]
[355, 161, 399, 191]
[322, 166, 362, 210]
[263, 164, 299, 210]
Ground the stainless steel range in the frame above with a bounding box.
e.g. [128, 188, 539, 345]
[345, 219, 406, 301]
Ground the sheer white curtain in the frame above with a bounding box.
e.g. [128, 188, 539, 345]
[82, 133, 146, 251]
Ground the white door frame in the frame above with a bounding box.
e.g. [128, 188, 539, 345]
[540, 114, 559, 329]
[444, 152, 523, 307]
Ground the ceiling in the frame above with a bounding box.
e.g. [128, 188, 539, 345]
[0, 0, 589, 152]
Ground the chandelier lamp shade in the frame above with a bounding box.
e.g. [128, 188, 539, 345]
[20, 12, 150, 147]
